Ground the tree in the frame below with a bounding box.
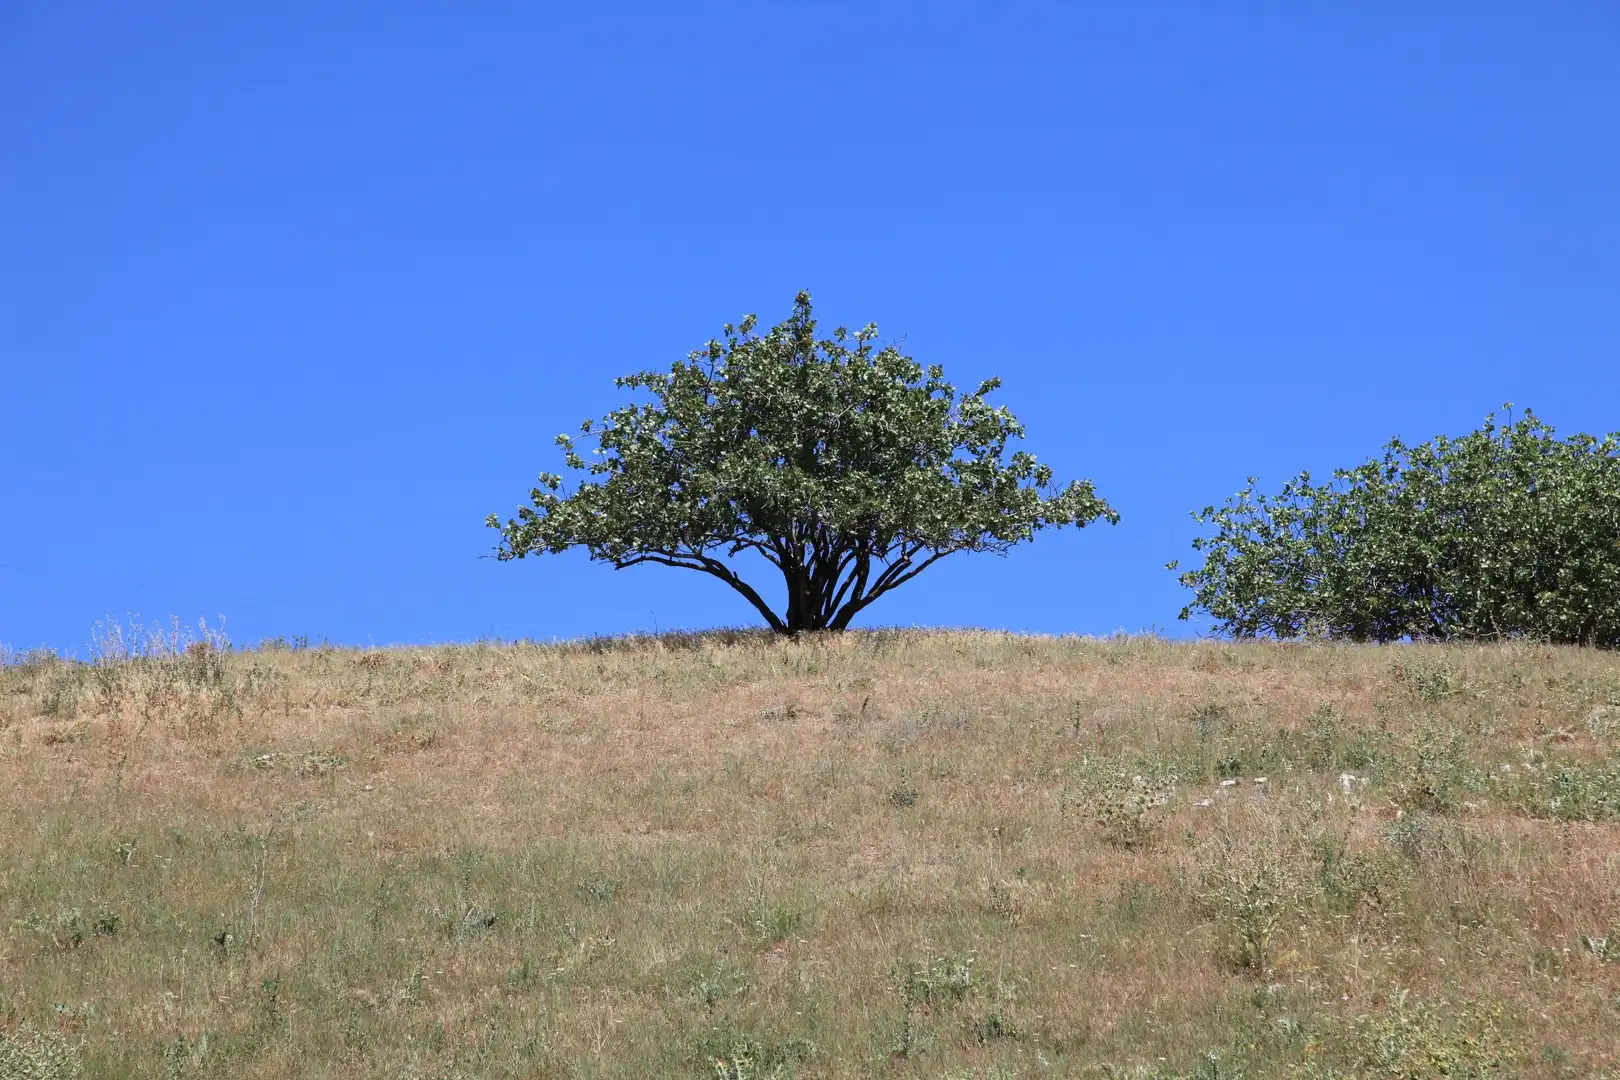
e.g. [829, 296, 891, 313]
[488, 292, 1117, 635]
[1172, 408, 1620, 647]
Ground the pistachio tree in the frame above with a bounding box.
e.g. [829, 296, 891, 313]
[489, 292, 1116, 634]
[1173, 408, 1620, 646]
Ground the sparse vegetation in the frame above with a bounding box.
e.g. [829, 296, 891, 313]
[2, 629, 1618, 1076]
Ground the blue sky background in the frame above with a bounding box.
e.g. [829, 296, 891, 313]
[3, 2, 1617, 654]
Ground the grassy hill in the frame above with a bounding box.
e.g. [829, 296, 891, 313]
[2, 630, 1618, 1078]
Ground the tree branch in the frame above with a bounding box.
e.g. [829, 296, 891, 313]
[616, 551, 787, 633]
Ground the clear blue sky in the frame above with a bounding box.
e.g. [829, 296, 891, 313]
[4, 3, 1617, 654]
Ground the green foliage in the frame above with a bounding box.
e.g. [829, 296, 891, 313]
[1336, 993, 1521, 1078]
[12, 907, 120, 951]
[1195, 837, 1300, 974]
[490, 293, 1115, 634]
[0, 1025, 84, 1080]
[701, 1030, 813, 1080]
[889, 952, 976, 1058]
[1080, 768, 1178, 849]
[1173, 408, 1620, 646]
[1496, 756, 1620, 822]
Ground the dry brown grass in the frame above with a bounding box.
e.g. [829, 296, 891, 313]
[1, 629, 1618, 1078]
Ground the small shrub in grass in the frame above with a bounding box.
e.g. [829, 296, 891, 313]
[577, 874, 623, 904]
[1392, 658, 1460, 703]
[12, 907, 120, 952]
[379, 709, 440, 753]
[1319, 992, 1523, 1078]
[1380, 810, 1445, 862]
[887, 766, 919, 808]
[1580, 932, 1618, 963]
[1067, 763, 1177, 849]
[1195, 837, 1301, 974]
[0, 1023, 85, 1080]
[740, 883, 805, 945]
[38, 672, 84, 719]
[1496, 756, 1620, 821]
[890, 952, 975, 1057]
[686, 958, 750, 1012]
[1384, 726, 1478, 814]
[969, 980, 1022, 1045]
[1587, 705, 1620, 743]
[700, 1030, 813, 1080]
[1309, 830, 1405, 915]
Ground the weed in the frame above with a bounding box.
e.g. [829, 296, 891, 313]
[39, 723, 89, 747]
[13, 907, 120, 951]
[1587, 705, 1620, 742]
[1196, 838, 1300, 974]
[887, 766, 919, 808]
[687, 958, 750, 1011]
[38, 672, 83, 719]
[577, 874, 623, 904]
[971, 981, 1022, 1044]
[0, 1023, 84, 1080]
[504, 956, 537, 989]
[297, 750, 347, 777]
[701, 1030, 813, 1080]
[1334, 992, 1522, 1078]
[251, 975, 284, 1030]
[1073, 766, 1177, 849]
[160, 1031, 212, 1079]
[1580, 933, 1618, 963]
[1309, 830, 1403, 914]
[1300, 703, 1345, 770]
[1189, 701, 1233, 739]
[741, 882, 804, 945]
[891, 952, 974, 1011]
[1393, 657, 1460, 703]
[1498, 756, 1620, 821]
[1381, 811, 1446, 861]
[1385, 725, 1477, 813]
[986, 878, 1024, 924]
[890, 952, 975, 1058]
[380, 709, 440, 753]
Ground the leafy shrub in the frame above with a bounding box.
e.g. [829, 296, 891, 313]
[1173, 409, 1620, 646]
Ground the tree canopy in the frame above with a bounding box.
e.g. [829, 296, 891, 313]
[1173, 408, 1620, 647]
[489, 292, 1116, 634]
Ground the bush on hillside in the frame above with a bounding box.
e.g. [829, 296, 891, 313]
[1173, 408, 1620, 646]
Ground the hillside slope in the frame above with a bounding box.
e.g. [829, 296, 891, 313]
[2, 631, 1618, 1078]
